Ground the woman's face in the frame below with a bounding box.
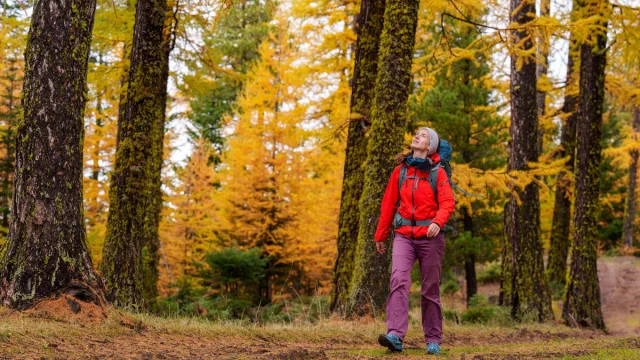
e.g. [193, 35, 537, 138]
[411, 129, 430, 153]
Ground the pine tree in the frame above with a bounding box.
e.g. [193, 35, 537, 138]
[562, 0, 609, 330]
[101, 0, 169, 307]
[347, 0, 420, 316]
[331, 0, 385, 315]
[186, 0, 271, 158]
[500, 0, 553, 321]
[0, 0, 104, 309]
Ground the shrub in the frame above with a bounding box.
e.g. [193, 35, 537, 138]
[461, 294, 512, 326]
[477, 262, 501, 284]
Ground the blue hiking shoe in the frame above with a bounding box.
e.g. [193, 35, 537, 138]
[426, 342, 441, 355]
[378, 333, 403, 352]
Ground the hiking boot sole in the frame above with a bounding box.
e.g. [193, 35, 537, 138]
[378, 334, 402, 353]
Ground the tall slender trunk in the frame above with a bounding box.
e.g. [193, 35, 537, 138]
[547, 31, 579, 286]
[101, 0, 169, 307]
[562, 0, 609, 330]
[142, 0, 177, 308]
[500, 0, 553, 321]
[622, 108, 639, 248]
[0, 0, 103, 309]
[331, 0, 385, 315]
[347, 0, 420, 316]
[536, 0, 551, 153]
[463, 207, 477, 305]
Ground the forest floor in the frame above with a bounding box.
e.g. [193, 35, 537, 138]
[0, 257, 638, 359]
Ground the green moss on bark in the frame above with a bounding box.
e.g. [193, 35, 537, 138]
[500, 0, 553, 322]
[562, 0, 609, 329]
[101, 0, 169, 308]
[331, 0, 386, 316]
[346, 0, 420, 317]
[0, 0, 103, 309]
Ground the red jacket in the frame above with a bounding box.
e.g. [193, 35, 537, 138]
[374, 153, 455, 241]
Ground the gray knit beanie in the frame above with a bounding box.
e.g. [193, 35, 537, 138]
[418, 127, 439, 156]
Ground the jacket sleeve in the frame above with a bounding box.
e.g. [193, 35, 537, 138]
[374, 166, 401, 242]
[432, 167, 455, 229]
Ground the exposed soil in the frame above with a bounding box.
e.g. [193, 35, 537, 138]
[597, 256, 640, 335]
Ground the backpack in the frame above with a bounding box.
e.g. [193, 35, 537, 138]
[394, 140, 456, 232]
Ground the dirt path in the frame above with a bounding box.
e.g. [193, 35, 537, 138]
[598, 256, 640, 335]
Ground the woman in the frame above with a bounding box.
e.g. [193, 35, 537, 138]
[375, 127, 455, 355]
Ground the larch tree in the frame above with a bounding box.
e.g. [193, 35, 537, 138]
[347, 0, 420, 316]
[0, 0, 104, 309]
[500, 0, 553, 320]
[142, 0, 180, 307]
[547, 30, 579, 286]
[536, 0, 551, 153]
[331, 0, 385, 314]
[83, 0, 135, 266]
[622, 108, 639, 248]
[101, 0, 169, 307]
[562, 0, 609, 330]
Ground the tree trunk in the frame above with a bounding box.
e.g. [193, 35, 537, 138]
[536, 0, 551, 153]
[622, 108, 639, 248]
[500, 0, 553, 321]
[562, 0, 608, 329]
[0, 0, 103, 309]
[547, 32, 579, 286]
[330, 0, 385, 315]
[346, 0, 419, 316]
[141, 2, 176, 309]
[101, 0, 168, 307]
[463, 207, 477, 306]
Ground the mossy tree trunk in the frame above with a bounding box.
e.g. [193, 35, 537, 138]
[141, 3, 177, 309]
[500, 0, 553, 321]
[101, 0, 168, 308]
[0, 0, 103, 309]
[622, 108, 639, 248]
[346, 0, 419, 317]
[562, 0, 608, 330]
[547, 33, 579, 286]
[331, 0, 385, 315]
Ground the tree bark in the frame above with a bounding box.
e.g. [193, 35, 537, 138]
[346, 0, 419, 316]
[547, 32, 579, 286]
[500, 0, 553, 321]
[463, 207, 477, 306]
[331, 0, 385, 315]
[562, 0, 608, 329]
[622, 108, 639, 248]
[141, 1, 176, 308]
[102, 0, 168, 307]
[536, 0, 551, 153]
[0, 0, 103, 309]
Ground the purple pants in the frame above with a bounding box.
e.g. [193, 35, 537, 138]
[386, 232, 445, 344]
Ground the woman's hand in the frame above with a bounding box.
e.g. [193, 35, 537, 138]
[376, 241, 386, 255]
[427, 223, 441, 238]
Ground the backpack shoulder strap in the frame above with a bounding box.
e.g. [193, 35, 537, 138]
[429, 163, 440, 205]
[397, 165, 407, 204]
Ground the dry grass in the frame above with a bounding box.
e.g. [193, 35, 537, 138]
[0, 304, 638, 359]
